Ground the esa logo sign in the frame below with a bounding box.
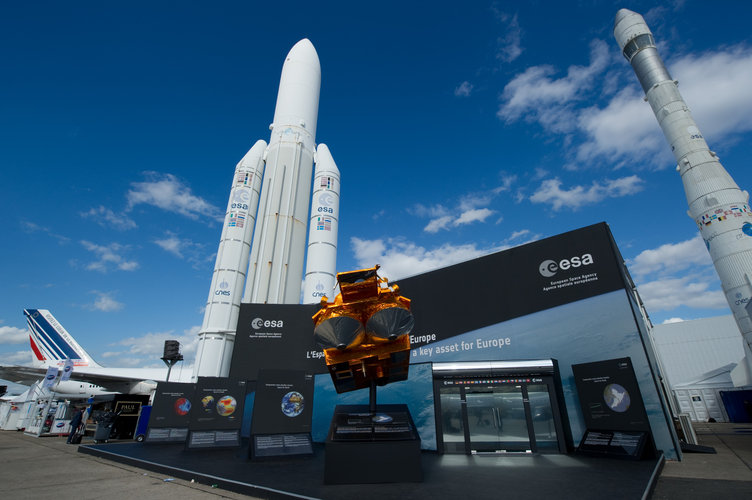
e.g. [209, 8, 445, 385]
[252, 317, 284, 329]
[539, 254, 594, 277]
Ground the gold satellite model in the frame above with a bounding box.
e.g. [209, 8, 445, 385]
[312, 266, 414, 393]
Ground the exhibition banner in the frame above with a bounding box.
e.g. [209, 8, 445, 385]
[230, 223, 627, 380]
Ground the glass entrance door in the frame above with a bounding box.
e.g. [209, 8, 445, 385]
[466, 385, 531, 453]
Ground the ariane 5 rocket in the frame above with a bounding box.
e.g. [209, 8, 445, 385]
[614, 9, 752, 379]
[193, 39, 341, 379]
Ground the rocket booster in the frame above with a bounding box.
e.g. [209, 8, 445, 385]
[303, 143, 341, 303]
[193, 140, 266, 378]
[614, 9, 752, 370]
[244, 39, 322, 304]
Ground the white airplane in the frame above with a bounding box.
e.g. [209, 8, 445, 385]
[0, 309, 191, 399]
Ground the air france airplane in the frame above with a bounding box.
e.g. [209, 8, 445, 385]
[0, 309, 191, 399]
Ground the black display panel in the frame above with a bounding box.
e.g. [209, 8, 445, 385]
[251, 369, 314, 435]
[189, 377, 247, 431]
[146, 382, 194, 443]
[572, 357, 650, 432]
[250, 370, 315, 458]
[186, 378, 247, 449]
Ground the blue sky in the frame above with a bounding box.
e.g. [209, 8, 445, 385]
[3, 1, 752, 385]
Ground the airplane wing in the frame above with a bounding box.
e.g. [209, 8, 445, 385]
[0, 365, 47, 386]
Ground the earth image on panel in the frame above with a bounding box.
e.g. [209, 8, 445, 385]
[201, 395, 216, 413]
[216, 395, 237, 417]
[174, 397, 191, 416]
[281, 391, 304, 417]
[603, 383, 631, 412]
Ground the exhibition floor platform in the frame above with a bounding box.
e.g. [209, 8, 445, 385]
[78, 441, 663, 499]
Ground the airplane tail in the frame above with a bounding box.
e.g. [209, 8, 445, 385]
[24, 309, 102, 369]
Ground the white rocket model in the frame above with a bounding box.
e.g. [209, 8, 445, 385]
[614, 9, 752, 382]
[193, 141, 266, 378]
[244, 38, 322, 305]
[303, 143, 341, 303]
[193, 39, 340, 379]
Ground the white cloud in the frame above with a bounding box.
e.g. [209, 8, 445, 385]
[455, 208, 494, 225]
[494, 11, 523, 63]
[154, 232, 208, 269]
[86, 291, 124, 312]
[155, 234, 184, 258]
[351, 237, 499, 280]
[530, 175, 644, 210]
[577, 44, 752, 167]
[498, 40, 610, 133]
[0, 350, 33, 366]
[103, 326, 200, 368]
[493, 174, 517, 194]
[662, 317, 685, 324]
[627, 235, 711, 277]
[80, 206, 137, 230]
[0, 325, 27, 345]
[127, 172, 222, 222]
[454, 81, 474, 97]
[20, 220, 70, 245]
[80, 241, 139, 272]
[424, 216, 454, 233]
[635, 276, 727, 312]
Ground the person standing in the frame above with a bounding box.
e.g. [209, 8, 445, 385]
[67, 408, 83, 444]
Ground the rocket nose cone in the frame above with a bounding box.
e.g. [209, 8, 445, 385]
[614, 8, 637, 29]
[286, 38, 320, 70]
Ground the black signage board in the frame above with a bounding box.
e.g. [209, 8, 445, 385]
[230, 223, 627, 381]
[111, 394, 150, 440]
[186, 377, 247, 449]
[572, 357, 653, 459]
[230, 304, 323, 380]
[250, 369, 315, 458]
[146, 382, 195, 443]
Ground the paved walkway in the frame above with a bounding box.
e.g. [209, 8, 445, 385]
[1, 422, 751, 499]
[0, 431, 259, 499]
[652, 422, 752, 499]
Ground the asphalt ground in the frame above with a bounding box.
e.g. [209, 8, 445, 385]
[0, 430, 260, 499]
[652, 422, 752, 499]
[1, 422, 750, 499]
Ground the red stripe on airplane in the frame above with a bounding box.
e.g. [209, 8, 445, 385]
[29, 334, 46, 361]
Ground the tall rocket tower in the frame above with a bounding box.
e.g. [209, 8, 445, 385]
[614, 9, 752, 381]
[193, 39, 341, 379]
[244, 39, 321, 304]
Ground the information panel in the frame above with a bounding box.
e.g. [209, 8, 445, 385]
[572, 357, 650, 432]
[250, 369, 315, 458]
[146, 382, 194, 443]
[572, 357, 653, 459]
[187, 378, 247, 449]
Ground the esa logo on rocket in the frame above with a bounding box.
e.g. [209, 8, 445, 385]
[252, 318, 284, 329]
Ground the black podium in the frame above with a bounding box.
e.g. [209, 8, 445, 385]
[324, 404, 422, 484]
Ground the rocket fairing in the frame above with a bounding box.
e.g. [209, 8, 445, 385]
[303, 143, 341, 304]
[193, 140, 266, 378]
[614, 9, 752, 375]
[244, 38, 322, 305]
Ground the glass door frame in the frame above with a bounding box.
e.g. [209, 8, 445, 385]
[433, 369, 570, 454]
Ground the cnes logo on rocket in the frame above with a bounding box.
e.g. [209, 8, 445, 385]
[252, 317, 284, 329]
[539, 254, 594, 277]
